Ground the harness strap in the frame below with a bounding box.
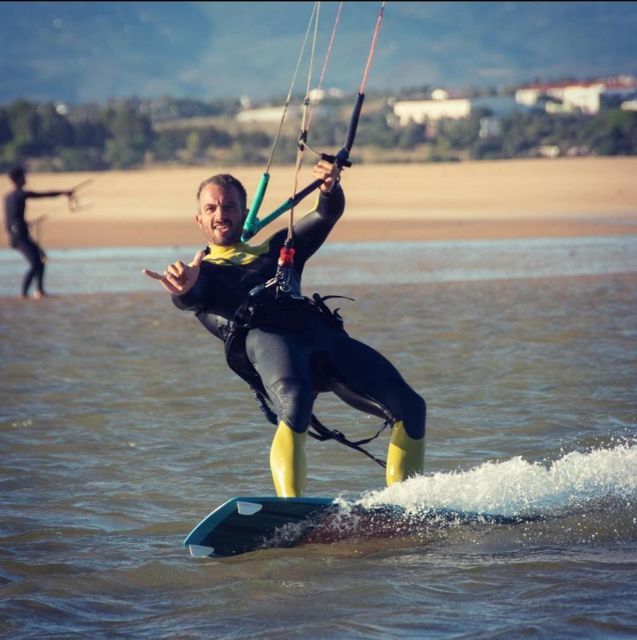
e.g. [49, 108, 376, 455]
[226, 293, 387, 468]
[251, 386, 388, 469]
[311, 292, 355, 321]
[310, 414, 389, 468]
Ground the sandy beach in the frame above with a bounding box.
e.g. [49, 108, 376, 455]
[3, 157, 637, 248]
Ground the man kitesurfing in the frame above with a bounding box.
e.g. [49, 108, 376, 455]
[144, 0, 425, 497]
[143, 158, 426, 496]
[3, 166, 75, 299]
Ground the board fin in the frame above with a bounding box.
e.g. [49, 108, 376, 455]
[236, 501, 264, 516]
[188, 544, 216, 558]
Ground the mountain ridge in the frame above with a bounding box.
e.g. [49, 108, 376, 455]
[1, 1, 636, 104]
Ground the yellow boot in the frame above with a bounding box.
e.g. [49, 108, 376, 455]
[386, 420, 425, 486]
[270, 421, 307, 497]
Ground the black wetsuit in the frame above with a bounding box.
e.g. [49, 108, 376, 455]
[173, 185, 425, 439]
[4, 188, 56, 297]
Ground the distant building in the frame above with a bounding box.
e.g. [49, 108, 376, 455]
[470, 94, 532, 117]
[537, 144, 560, 158]
[391, 88, 535, 127]
[393, 89, 471, 125]
[235, 94, 337, 124]
[479, 116, 502, 138]
[515, 76, 637, 115]
[307, 87, 344, 102]
[236, 105, 300, 124]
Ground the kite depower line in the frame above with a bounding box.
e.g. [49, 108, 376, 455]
[241, 1, 386, 242]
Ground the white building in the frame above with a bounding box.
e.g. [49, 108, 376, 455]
[390, 88, 533, 127]
[516, 82, 605, 114]
[393, 91, 471, 126]
[515, 76, 637, 115]
[235, 88, 342, 123]
[479, 116, 502, 138]
[236, 105, 301, 124]
[307, 87, 344, 102]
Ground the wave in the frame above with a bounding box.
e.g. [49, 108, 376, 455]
[224, 443, 637, 552]
[285, 442, 637, 549]
[356, 442, 637, 518]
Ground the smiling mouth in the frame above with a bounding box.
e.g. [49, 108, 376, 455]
[213, 220, 232, 233]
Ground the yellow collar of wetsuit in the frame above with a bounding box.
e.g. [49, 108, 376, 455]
[203, 240, 269, 266]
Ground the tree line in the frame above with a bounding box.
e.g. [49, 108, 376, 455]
[0, 95, 635, 172]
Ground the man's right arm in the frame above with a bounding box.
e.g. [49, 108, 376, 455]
[25, 190, 73, 199]
[171, 271, 209, 311]
[143, 249, 205, 303]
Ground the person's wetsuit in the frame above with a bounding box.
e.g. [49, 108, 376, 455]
[4, 187, 59, 297]
[173, 185, 426, 495]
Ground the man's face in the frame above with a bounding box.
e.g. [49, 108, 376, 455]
[196, 183, 246, 246]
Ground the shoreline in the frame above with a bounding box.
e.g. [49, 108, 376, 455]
[2, 157, 636, 249]
[11, 215, 637, 249]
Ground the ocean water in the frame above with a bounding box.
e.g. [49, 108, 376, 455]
[1, 237, 636, 638]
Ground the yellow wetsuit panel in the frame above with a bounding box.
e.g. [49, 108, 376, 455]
[386, 420, 425, 486]
[203, 240, 270, 266]
[270, 421, 307, 497]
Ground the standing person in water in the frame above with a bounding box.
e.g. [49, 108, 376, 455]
[3, 166, 74, 299]
[144, 159, 426, 496]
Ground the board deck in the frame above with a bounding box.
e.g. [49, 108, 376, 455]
[184, 496, 336, 557]
[183, 496, 533, 558]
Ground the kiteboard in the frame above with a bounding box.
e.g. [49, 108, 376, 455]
[184, 496, 336, 557]
[183, 495, 531, 558]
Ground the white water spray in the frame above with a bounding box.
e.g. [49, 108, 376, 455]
[357, 443, 637, 517]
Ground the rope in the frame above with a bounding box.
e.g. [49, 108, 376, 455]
[305, 1, 344, 136]
[287, 1, 322, 240]
[359, 1, 385, 95]
[243, 2, 345, 243]
[264, 1, 319, 174]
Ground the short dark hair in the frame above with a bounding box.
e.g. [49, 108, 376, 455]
[8, 166, 25, 184]
[196, 174, 247, 212]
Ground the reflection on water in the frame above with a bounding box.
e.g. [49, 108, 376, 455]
[1, 238, 636, 638]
